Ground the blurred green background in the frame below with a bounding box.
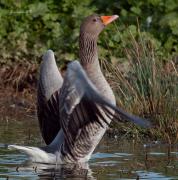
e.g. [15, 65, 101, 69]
[0, 0, 178, 66]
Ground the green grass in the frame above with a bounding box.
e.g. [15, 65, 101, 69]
[102, 27, 178, 144]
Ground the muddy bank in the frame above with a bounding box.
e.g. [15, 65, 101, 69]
[0, 64, 37, 120]
[0, 87, 36, 121]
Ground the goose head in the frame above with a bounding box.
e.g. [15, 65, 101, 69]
[80, 14, 119, 37]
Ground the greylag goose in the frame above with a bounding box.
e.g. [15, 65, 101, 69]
[9, 14, 151, 164]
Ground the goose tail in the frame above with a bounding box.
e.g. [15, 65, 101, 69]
[8, 145, 56, 163]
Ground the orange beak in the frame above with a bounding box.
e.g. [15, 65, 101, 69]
[101, 15, 119, 26]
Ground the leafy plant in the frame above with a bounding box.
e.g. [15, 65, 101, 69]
[0, 0, 178, 66]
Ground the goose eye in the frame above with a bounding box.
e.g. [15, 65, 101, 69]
[93, 18, 97, 22]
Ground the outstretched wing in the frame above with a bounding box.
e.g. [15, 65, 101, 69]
[37, 50, 63, 145]
[59, 61, 151, 159]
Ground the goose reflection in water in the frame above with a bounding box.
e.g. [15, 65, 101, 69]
[23, 162, 95, 180]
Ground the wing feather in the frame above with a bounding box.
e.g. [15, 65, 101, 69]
[59, 61, 151, 159]
[37, 50, 63, 145]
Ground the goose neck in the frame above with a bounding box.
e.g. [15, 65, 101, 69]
[79, 33, 99, 68]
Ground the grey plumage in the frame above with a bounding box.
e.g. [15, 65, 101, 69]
[9, 58, 150, 163]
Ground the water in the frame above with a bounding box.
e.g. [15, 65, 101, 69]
[0, 117, 178, 179]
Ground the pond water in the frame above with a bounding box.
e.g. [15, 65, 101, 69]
[0, 117, 178, 179]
